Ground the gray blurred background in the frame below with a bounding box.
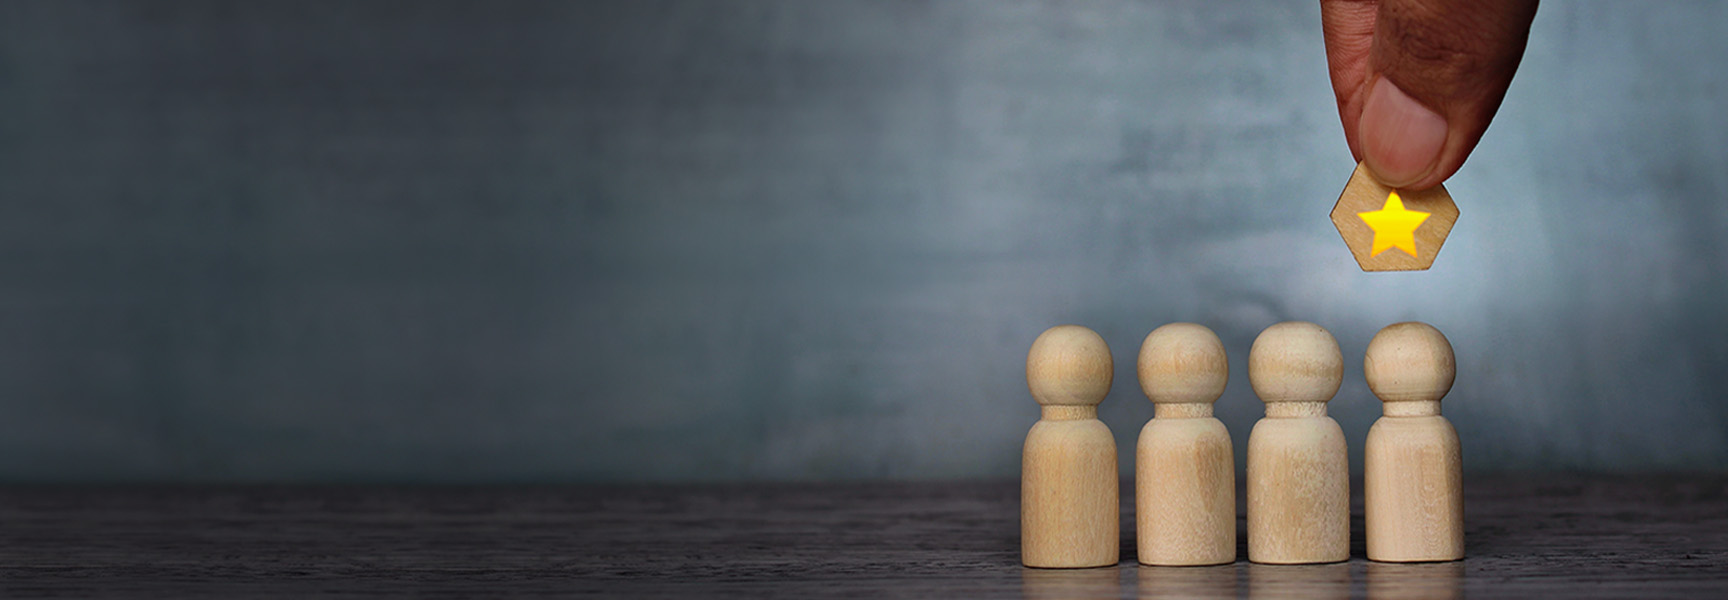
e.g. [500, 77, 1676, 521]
[0, 1, 1722, 483]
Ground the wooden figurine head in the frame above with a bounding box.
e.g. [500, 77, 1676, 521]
[1247, 322, 1343, 404]
[1364, 322, 1456, 404]
[1137, 323, 1227, 405]
[1027, 325, 1113, 406]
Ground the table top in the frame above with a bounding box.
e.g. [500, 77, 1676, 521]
[0, 475, 1723, 597]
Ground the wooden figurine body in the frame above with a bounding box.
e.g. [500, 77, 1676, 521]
[1246, 321, 1349, 564]
[1135, 323, 1235, 566]
[1364, 322, 1464, 562]
[1022, 325, 1119, 568]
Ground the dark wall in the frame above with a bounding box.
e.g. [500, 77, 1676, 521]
[0, 1, 1723, 482]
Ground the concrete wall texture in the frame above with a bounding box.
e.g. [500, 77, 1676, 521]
[0, 1, 1723, 482]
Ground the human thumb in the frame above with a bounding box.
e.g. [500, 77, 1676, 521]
[1358, 0, 1538, 190]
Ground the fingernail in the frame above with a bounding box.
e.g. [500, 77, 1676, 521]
[1358, 77, 1447, 188]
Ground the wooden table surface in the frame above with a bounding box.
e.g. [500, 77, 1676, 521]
[0, 475, 1723, 597]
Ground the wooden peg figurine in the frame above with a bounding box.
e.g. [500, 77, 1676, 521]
[1246, 321, 1349, 564]
[1022, 325, 1119, 568]
[1364, 322, 1464, 562]
[1135, 323, 1235, 566]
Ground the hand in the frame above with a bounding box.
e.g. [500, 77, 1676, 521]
[1321, 0, 1538, 190]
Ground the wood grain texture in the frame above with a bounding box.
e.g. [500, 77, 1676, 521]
[1248, 415, 1352, 564]
[1138, 414, 1235, 566]
[1023, 415, 1119, 568]
[0, 476, 1722, 597]
[1366, 415, 1464, 561]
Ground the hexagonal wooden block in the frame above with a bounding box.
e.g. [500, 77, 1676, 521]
[1331, 162, 1459, 271]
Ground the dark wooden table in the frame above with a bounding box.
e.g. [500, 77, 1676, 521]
[0, 475, 1723, 597]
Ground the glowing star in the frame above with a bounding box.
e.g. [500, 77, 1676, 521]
[1330, 162, 1459, 272]
[1357, 191, 1430, 258]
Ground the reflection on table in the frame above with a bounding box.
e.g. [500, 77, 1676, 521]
[1138, 564, 1236, 599]
[1021, 565, 1121, 600]
[1366, 560, 1464, 600]
[1248, 562, 1351, 600]
[1020, 558, 1466, 599]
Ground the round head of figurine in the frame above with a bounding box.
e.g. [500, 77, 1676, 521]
[1137, 323, 1227, 404]
[1027, 325, 1113, 406]
[1247, 321, 1343, 403]
[1364, 321, 1455, 403]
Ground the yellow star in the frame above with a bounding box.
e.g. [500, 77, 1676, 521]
[1357, 191, 1431, 258]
